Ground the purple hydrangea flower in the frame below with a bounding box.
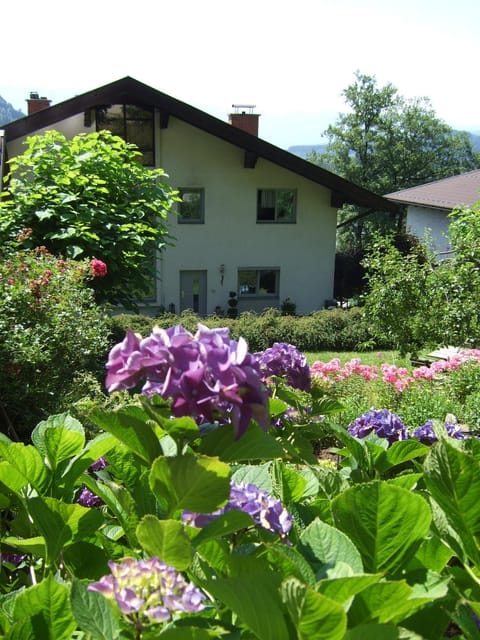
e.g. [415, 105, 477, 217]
[90, 457, 108, 472]
[255, 342, 311, 392]
[182, 481, 293, 540]
[1, 553, 26, 567]
[88, 557, 205, 624]
[348, 408, 409, 445]
[412, 419, 465, 444]
[105, 324, 269, 439]
[77, 487, 104, 508]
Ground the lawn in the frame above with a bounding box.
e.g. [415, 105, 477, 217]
[305, 349, 410, 368]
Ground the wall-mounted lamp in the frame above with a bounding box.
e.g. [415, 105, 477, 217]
[219, 264, 225, 286]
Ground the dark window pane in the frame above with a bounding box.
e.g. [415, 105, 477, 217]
[178, 189, 204, 223]
[257, 189, 296, 222]
[259, 270, 277, 294]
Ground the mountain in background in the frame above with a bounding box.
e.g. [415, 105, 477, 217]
[0, 95, 25, 126]
[289, 132, 480, 159]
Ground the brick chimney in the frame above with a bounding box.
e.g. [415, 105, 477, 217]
[229, 105, 260, 136]
[26, 92, 51, 115]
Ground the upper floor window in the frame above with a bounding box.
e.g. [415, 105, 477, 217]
[96, 104, 154, 166]
[238, 268, 279, 297]
[257, 189, 296, 223]
[178, 188, 205, 224]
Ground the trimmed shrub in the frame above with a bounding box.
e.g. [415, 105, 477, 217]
[108, 306, 384, 353]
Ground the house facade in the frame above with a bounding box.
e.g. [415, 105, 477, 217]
[385, 169, 480, 257]
[2, 77, 398, 315]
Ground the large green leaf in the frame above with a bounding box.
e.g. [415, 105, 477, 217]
[423, 440, 480, 564]
[376, 439, 430, 473]
[31, 413, 85, 470]
[2, 536, 46, 558]
[60, 433, 118, 489]
[190, 510, 253, 547]
[281, 578, 346, 640]
[204, 572, 290, 640]
[332, 481, 431, 574]
[197, 423, 285, 461]
[317, 573, 383, 605]
[149, 453, 231, 516]
[27, 496, 104, 566]
[158, 629, 214, 639]
[298, 518, 363, 575]
[0, 442, 50, 494]
[63, 542, 110, 580]
[13, 574, 76, 639]
[70, 579, 120, 640]
[267, 544, 317, 587]
[344, 623, 424, 639]
[347, 579, 439, 626]
[90, 405, 163, 465]
[136, 516, 193, 569]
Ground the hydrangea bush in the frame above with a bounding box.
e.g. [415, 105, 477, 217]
[1, 328, 480, 638]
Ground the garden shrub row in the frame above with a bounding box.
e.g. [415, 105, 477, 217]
[109, 306, 393, 353]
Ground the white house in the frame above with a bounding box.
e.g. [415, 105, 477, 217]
[385, 169, 480, 256]
[1, 77, 397, 315]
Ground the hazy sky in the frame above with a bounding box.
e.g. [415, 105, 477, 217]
[3, 0, 479, 149]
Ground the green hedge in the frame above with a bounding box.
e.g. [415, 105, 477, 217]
[109, 307, 392, 353]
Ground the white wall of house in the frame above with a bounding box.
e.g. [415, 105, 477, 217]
[155, 117, 337, 316]
[406, 205, 451, 255]
[7, 109, 338, 316]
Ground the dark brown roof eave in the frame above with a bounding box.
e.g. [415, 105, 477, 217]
[3, 76, 399, 214]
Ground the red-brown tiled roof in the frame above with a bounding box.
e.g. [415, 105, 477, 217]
[385, 169, 480, 210]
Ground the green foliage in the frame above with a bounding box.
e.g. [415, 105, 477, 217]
[310, 71, 479, 252]
[362, 205, 480, 356]
[0, 244, 110, 440]
[0, 129, 179, 308]
[109, 306, 380, 354]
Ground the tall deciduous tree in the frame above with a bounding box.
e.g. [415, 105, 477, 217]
[310, 71, 479, 252]
[0, 130, 178, 308]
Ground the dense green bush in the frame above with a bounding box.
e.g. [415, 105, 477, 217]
[109, 306, 382, 353]
[0, 244, 110, 440]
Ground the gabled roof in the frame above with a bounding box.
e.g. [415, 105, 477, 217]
[2, 76, 399, 213]
[385, 169, 480, 211]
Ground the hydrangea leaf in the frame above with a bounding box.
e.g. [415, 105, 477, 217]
[27, 496, 104, 566]
[89, 405, 163, 465]
[0, 442, 50, 494]
[332, 481, 431, 574]
[298, 518, 363, 575]
[205, 572, 290, 640]
[198, 423, 284, 462]
[281, 577, 346, 640]
[13, 574, 77, 640]
[31, 413, 85, 471]
[423, 440, 480, 563]
[136, 516, 193, 570]
[149, 453, 231, 516]
[71, 578, 120, 640]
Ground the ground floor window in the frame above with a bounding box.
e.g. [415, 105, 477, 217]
[238, 268, 279, 296]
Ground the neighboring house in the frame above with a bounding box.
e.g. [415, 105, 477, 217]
[1, 77, 398, 315]
[385, 169, 480, 256]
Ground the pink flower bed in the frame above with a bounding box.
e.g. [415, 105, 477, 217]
[310, 349, 480, 393]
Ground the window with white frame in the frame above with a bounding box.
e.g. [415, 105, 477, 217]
[238, 269, 279, 297]
[257, 189, 296, 222]
[178, 188, 205, 224]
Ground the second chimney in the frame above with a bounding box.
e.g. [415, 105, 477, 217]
[229, 105, 260, 136]
[27, 92, 51, 115]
